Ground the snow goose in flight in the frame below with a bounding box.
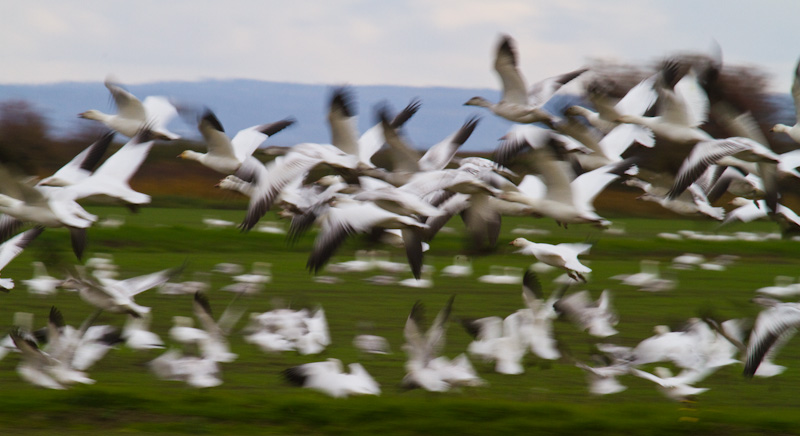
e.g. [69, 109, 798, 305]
[60, 263, 183, 318]
[283, 358, 380, 398]
[554, 289, 619, 337]
[770, 58, 800, 144]
[402, 296, 468, 391]
[23, 261, 62, 296]
[62, 129, 161, 208]
[631, 366, 709, 401]
[465, 34, 586, 124]
[189, 291, 245, 362]
[509, 238, 592, 282]
[0, 227, 45, 289]
[566, 72, 659, 134]
[306, 196, 428, 279]
[149, 348, 222, 388]
[79, 79, 179, 140]
[179, 109, 294, 175]
[498, 149, 627, 228]
[38, 132, 115, 188]
[376, 104, 480, 173]
[743, 296, 800, 377]
[122, 313, 164, 350]
[665, 137, 780, 202]
[239, 142, 360, 231]
[616, 62, 711, 145]
[0, 167, 96, 259]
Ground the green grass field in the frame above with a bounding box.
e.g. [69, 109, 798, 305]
[1, 206, 800, 435]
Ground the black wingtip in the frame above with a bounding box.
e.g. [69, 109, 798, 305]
[49, 306, 65, 328]
[330, 87, 357, 118]
[522, 269, 543, 299]
[283, 366, 307, 387]
[259, 118, 296, 137]
[200, 109, 225, 133]
[194, 291, 213, 317]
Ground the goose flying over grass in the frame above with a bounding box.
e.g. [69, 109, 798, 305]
[179, 109, 294, 175]
[743, 297, 800, 377]
[79, 78, 179, 140]
[283, 358, 380, 398]
[465, 34, 586, 124]
[510, 238, 592, 282]
[60, 264, 183, 317]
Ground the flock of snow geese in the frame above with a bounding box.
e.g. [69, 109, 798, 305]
[1, 33, 800, 399]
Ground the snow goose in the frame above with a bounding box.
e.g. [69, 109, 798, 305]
[554, 290, 619, 337]
[516, 270, 564, 360]
[0, 166, 98, 258]
[122, 313, 164, 350]
[38, 132, 115, 187]
[510, 237, 592, 282]
[755, 276, 800, 298]
[770, 58, 800, 144]
[61, 264, 182, 317]
[187, 291, 245, 362]
[497, 146, 625, 227]
[616, 62, 711, 145]
[631, 367, 709, 401]
[149, 348, 222, 388]
[306, 197, 427, 279]
[402, 296, 458, 391]
[22, 261, 62, 296]
[575, 360, 629, 395]
[353, 334, 391, 355]
[0, 227, 45, 289]
[567, 72, 658, 134]
[61, 129, 160, 208]
[283, 358, 380, 398]
[239, 142, 360, 231]
[441, 255, 473, 278]
[666, 137, 780, 201]
[179, 109, 294, 175]
[743, 296, 800, 377]
[79, 78, 179, 140]
[465, 34, 586, 124]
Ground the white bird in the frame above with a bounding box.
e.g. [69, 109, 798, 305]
[307, 197, 427, 279]
[38, 132, 115, 188]
[122, 313, 164, 350]
[575, 361, 629, 395]
[510, 238, 592, 282]
[179, 109, 294, 175]
[743, 297, 800, 377]
[283, 358, 380, 398]
[61, 264, 182, 317]
[352, 334, 391, 355]
[79, 79, 179, 140]
[149, 348, 222, 388]
[464, 34, 585, 124]
[755, 275, 800, 298]
[770, 58, 800, 144]
[555, 290, 619, 337]
[441, 255, 473, 278]
[631, 367, 709, 401]
[22, 261, 62, 296]
[0, 227, 45, 289]
[477, 265, 523, 285]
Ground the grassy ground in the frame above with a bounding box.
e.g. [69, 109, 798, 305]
[1, 206, 799, 435]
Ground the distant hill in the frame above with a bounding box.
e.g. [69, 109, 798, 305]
[0, 79, 522, 152]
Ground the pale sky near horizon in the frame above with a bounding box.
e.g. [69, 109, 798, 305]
[2, 1, 799, 93]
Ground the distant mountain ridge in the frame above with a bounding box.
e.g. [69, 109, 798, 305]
[0, 79, 794, 153]
[0, 79, 518, 152]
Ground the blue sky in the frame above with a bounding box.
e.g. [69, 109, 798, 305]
[2, 1, 799, 92]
